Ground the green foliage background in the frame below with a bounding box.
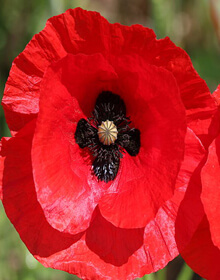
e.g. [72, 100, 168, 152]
[0, 0, 219, 279]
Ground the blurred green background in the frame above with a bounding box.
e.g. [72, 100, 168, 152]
[0, 0, 219, 279]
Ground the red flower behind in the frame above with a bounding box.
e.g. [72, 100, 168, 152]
[176, 85, 220, 280]
[201, 85, 220, 249]
[0, 8, 217, 280]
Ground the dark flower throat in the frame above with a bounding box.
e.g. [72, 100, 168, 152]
[75, 91, 140, 182]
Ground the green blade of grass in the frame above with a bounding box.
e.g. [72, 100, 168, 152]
[177, 262, 194, 280]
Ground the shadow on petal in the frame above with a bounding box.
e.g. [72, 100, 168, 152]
[181, 216, 220, 280]
[86, 207, 144, 266]
[175, 157, 206, 253]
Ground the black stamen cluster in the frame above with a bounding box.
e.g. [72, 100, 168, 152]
[75, 91, 140, 182]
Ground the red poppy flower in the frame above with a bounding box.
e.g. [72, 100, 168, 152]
[201, 85, 220, 249]
[175, 85, 220, 280]
[0, 8, 217, 280]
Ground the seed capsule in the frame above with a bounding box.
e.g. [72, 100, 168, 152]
[98, 120, 118, 145]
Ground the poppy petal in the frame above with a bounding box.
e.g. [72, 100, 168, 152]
[99, 126, 204, 230]
[32, 53, 117, 235]
[2, 8, 115, 133]
[175, 157, 206, 253]
[4, 8, 215, 140]
[36, 208, 170, 280]
[181, 216, 220, 280]
[144, 128, 205, 272]
[201, 134, 220, 249]
[98, 58, 187, 228]
[1, 121, 85, 258]
[149, 37, 217, 148]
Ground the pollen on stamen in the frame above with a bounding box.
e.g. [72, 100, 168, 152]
[98, 120, 118, 145]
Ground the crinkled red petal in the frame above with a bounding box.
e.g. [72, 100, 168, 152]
[181, 216, 220, 280]
[1, 121, 84, 258]
[201, 134, 220, 249]
[32, 53, 118, 235]
[149, 38, 217, 148]
[2, 8, 152, 133]
[3, 8, 215, 140]
[99, 55, 186, 228]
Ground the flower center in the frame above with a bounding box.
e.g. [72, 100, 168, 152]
[98, 120, 118, 145]
[74, 91, 140, 182]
